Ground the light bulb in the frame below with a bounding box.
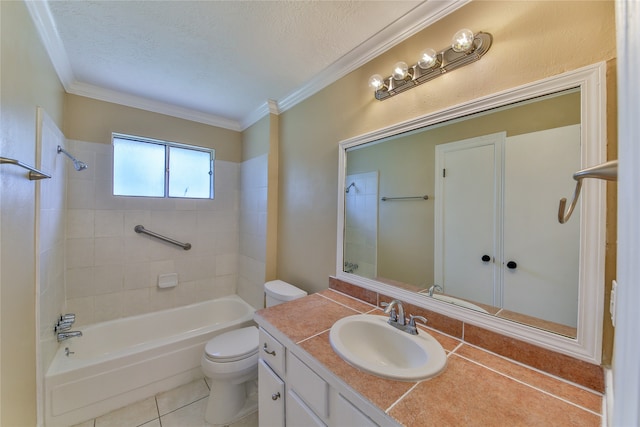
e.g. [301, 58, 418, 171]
[368, 74, 385, 91]
[451, 29, 474, 53]
[417, 48, 437, 69]
[392, 61, 409, 80]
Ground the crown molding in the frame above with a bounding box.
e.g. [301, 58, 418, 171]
[25, 0, 75, 90]
[69, 82, 243, 131]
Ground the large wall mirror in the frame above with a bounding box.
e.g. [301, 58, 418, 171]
[337, 63, 607, 363]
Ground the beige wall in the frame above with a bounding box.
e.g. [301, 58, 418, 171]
[64, 94, 242, 162]
[277, 0, 616, 297]
[0, 1, 65, 424]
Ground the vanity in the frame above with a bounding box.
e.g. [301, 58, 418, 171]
[255, 289, 603, 426]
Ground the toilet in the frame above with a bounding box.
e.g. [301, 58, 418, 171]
[201, 280, 307, 425]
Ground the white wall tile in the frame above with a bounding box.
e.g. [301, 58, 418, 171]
[95, 210, 124, 237]
[66, 238, 94, 268]
[64, 140, 245, 324]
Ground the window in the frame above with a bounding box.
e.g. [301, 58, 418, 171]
[112, 133, 214, 199]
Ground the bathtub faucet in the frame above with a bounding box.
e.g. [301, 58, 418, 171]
[57, 331, 82, 342]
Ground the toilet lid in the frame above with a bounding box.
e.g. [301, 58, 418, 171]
[205, 326, 258, 362]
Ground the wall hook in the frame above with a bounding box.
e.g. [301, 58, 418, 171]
[558, 160, 618, 224]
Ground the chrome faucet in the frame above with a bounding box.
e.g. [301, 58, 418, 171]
[427, 284, 443, 297]
[57, 331, 82, 342]
[381, 299, 428, 335]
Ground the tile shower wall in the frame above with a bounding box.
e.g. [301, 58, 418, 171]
[65, 140, 240, 326]
[38, 110, 67, 371]
[237, 154, 267, 309]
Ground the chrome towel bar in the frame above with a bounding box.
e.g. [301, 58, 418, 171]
[0, 156, 51, 180]
[381, 195, 429, 201]
[134, 225, 192, 250]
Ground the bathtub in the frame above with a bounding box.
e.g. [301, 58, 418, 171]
[44, 295, 255, 427]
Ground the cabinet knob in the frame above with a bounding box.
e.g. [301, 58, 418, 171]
[506, 261, 518, 269]
[481, 255, 491, 262]
[262, 343, 276, 356]
[272, 392, 281, 400]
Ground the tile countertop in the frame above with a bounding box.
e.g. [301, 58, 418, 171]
[255, 289, 603, 427]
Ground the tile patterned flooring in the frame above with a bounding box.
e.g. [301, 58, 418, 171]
[71, 378, 258, 427]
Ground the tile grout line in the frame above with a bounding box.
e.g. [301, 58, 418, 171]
[460, 341, 604, 395]
[315, 291, 370, 313]
[385, 382, 421, 414]
[451, 352, 602, 417]
[155, 395, 162, 427]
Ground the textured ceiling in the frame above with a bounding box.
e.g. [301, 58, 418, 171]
[34, 1, 461, 130]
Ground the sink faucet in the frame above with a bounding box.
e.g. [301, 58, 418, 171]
[381, 299, 428, 335]
[382, 299, 405, 326]
[427, 284, 443, 297]
[57, 331, 82, 342]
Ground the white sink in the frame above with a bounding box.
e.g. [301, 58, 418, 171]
[431, 294, 489, 313]
[329, 315, 447, 381]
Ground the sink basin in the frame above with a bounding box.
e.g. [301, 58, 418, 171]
[329, 315, 446, 381]
[431, 294, 489, 313]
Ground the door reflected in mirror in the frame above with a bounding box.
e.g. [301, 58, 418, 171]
[344, 89, 583, 338]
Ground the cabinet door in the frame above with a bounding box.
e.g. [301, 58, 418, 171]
[259, 359, 284, 427]
[503, 125, 581, 326]
[333, 393, 379, 426]
[286, 390, 326, 427]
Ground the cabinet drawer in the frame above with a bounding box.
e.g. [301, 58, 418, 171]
[287, 352, 328, 419]
[258, 360, 284, 427]
[259, 328, 285, 376]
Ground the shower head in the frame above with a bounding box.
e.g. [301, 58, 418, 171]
[57, 146, 88, 171]
[73, 159, 88, 171]
[345, 182, 356, 193]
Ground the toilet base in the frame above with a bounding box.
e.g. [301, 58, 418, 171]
[205, 378, 258, 426]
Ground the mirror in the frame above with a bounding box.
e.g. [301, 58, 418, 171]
[337, 63, 607, 363]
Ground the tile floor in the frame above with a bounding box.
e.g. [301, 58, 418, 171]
[72, 378, 258, 427]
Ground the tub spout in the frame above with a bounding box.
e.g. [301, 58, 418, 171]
[57, 331, 82, 342]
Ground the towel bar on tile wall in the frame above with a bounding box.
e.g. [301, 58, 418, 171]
[134, 225, 192, 250]
[0, 156, 51, 180]
[558, 159, 618, 224]
[381, 195, 429, 201]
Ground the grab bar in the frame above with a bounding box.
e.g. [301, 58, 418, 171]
[381, 195, 429, 201]
[558, 160, 617, 224]
[134, 225, 192, 250]
[0, 156, 51, 180]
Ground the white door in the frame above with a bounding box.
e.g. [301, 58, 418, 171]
[435, 132, 504, 306]
[503, 125, 581, 327]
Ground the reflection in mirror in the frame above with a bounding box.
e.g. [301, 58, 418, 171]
[339, 64, 607, 363]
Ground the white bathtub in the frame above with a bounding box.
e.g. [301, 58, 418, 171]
[44, 295, 255, 427]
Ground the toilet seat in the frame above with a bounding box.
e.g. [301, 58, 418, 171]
[204, 326, 258, 363]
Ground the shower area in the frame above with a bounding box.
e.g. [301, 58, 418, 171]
[34, 107, 270, 425]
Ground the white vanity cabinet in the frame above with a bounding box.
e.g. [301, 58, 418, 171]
[258, 326, 390, 427]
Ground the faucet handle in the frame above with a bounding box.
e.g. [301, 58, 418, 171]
[54, 321, 73, 332]
[405, 315, 427, 335]
[59, 313, 76, 323]
[408, 315, 427, 327]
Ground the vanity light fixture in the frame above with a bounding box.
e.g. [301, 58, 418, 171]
[368, 29, 492, 101]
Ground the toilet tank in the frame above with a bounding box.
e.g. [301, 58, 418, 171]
[264, 280, 307, 307]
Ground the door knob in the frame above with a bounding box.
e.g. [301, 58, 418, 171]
[506, 261, 517, 269]
[481, 255, 491, 262]
[272, 392, 281, 400]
